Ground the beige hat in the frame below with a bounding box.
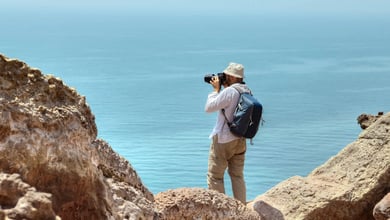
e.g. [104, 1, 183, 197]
[223, 62, 244, 78]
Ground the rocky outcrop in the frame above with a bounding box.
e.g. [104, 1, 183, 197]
[0, 54, 156, 219]
[93, 139, 156, 219]
[248, 112, 390, 220]
[155, 188, 261, 219]
[357, 112, 384, 129]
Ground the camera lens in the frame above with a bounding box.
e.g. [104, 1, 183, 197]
[204, 74, 215, 83]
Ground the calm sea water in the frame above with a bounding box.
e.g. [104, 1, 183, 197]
[2, 12, 390, 200]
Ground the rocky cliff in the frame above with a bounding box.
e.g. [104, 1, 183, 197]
[0, 54, 156, 219]
[248, 112, 390, 220]
[1, 54, 389, 220]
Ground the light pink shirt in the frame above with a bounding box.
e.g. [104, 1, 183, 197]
[205, 83, 250, 143]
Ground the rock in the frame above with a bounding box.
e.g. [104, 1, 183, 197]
[0, 173, 60, 220]
[93, 139, 157, 219]
[373, 193, 390, 220]
[252, 200, 284, 220]
[155, 188, 261, 219]
[248, 112, 390, 220]
[357, 112, 384, 129]
[0, 54, 156, 219]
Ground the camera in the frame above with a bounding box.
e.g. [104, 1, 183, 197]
[204, 72, 226, 84]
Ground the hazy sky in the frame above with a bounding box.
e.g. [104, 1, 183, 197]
[3, 0, 390, 16]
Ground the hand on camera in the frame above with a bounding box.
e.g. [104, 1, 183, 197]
[210, 76, 221, 93]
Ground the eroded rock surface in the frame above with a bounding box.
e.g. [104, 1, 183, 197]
[155, 188, 261, 220]
[248, 112, 390, 220]
[0, 54, 156, 220]
[357, 112, 384, 129]
[0, 173, 60, 220]
[373, 193, 390, 220]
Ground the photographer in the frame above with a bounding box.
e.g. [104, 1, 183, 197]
[204, 62, 251, 204]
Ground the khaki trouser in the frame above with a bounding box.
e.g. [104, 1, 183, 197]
[207, 135, 246, 204]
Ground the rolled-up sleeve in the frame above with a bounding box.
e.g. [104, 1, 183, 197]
[204, 92, 219, 112]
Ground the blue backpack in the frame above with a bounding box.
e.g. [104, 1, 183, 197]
[222, 86, 263, 142]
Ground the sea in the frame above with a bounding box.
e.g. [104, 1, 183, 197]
[1, 10, 390, 201]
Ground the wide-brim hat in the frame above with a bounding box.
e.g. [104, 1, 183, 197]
[223, 62, 244, 78]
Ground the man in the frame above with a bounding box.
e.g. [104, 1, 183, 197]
[204, 62, 251, 204]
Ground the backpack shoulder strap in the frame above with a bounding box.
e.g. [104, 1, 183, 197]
[230, 84, 242, 94]
[221, 86, 241, 126]
[230, 83, 252, 95]
[221, 109, 231, 126]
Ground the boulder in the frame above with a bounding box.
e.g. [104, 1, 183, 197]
[248, 112, 390, 220]
[155, 188, 261, 219]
